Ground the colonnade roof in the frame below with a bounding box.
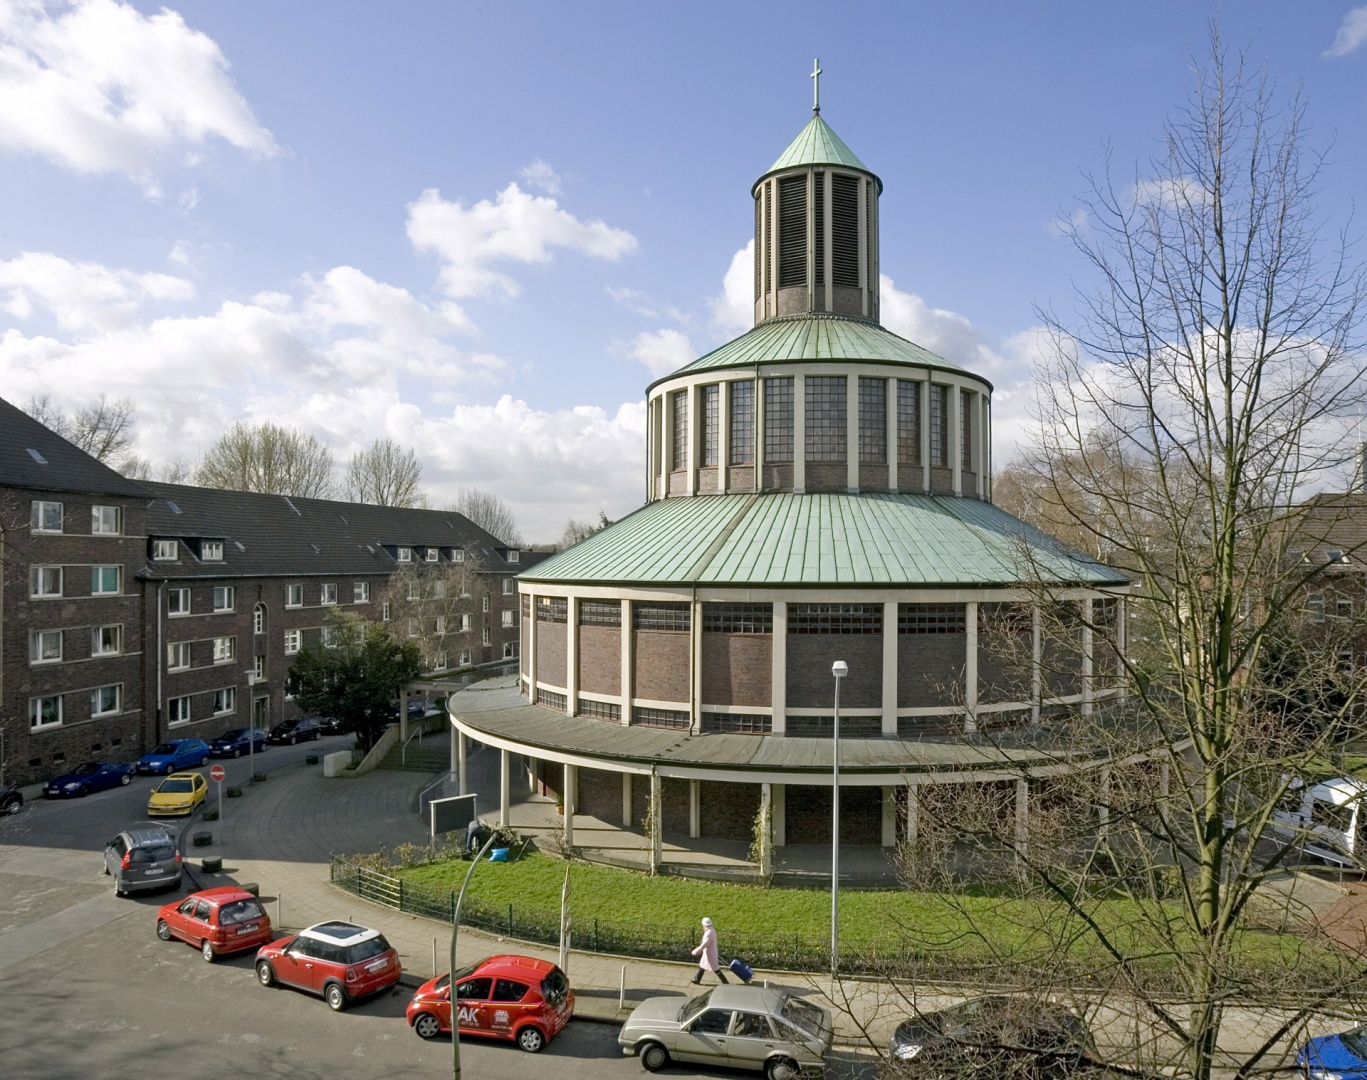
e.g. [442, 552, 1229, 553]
[520, 492, 1132, 589]
[649, 313, 978, 392]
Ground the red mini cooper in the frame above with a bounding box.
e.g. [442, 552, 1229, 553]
[255, 920, 401, 1011]
[156, 887, 273, 962]
[406, 954, 575, 1053]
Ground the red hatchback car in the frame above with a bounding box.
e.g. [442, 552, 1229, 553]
[406, 954, 575, 1053]
[255, 921, 402, 1011]
[156, 887, 273, 962]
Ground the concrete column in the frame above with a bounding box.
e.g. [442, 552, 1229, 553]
[772, 783, 787, 847]
[950, 383, 963, 496]
[620, 599, 632, 725]
[527, 756, 536, 792]
[978, 393, 990, 498]
[904, 782, 919, 844]
[457, 729, 467, 795]
[526, 594, 538, 699]
[566, 596, 579, 716]
[823, 167, 833, 312]
[963, 601, 978, 734]
[982, 393, 992, 500]
[563, 763, 577, 847]
[1031, 604, 1043, 726]
[689, 779, 701, 839]
[920, 375, 931, 493]
[719, 379, 731, 492]
[755, 377, 767, 489]
[882, 601, 898, 736]
[499, 748, 511, 827]
[622, 772, 633, 826]
[771, 601, 787, 734]
[886, 376, 899, 491]
[760, 783, 773, 876]
[793, 376, 807, 493]
[690, 596, 703, 733]
[1015, 777, 1029, 855]
[686, 384, 699, 496]
[1081, 597, 1094, 716]
[881, 786, 896, 847]
[649, 770, 662, 870]
[846, 374, 859, 491]
[857, 174, 869, 317]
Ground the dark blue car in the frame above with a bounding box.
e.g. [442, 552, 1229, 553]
[136, 739, 211, 775]
[209, 727, 267, 758]
[1299, 1026, 1367, 1079]
[43, 760, 136, 797]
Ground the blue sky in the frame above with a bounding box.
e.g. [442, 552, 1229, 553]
[1, 1, 1364, 540]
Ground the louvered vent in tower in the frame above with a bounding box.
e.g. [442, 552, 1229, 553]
[763, 180, 772, 294]
[813, 172, 825, 287]
[777, 175, 807, 288]
[754, 193, 762, 300]
[831, 173, 860, 288]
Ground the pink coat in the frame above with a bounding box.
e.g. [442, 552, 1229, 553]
[692, 925, 720, 971]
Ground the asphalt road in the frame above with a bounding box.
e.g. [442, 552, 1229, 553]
[0, 742, 875, 1080]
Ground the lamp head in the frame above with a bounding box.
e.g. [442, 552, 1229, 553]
[831, 660, 848, 679]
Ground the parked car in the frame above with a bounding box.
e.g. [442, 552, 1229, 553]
[1272, 775, 1367, 866]
[267, 716, 321, 745]
[1298, 1022, 1367, 1080]
[103, 827, 182, 896]
[147, 772, 208, 817]
[316, 716, 343, 734]
[885, 996, 1098, 1078]
[43, 760, 135, 797]
[406, 954, 575, 1052]
[210, 727, 267, 758]
[0, 785, 22, 814]
[406, 700, 429, 720]
[156, 887, 273, 962]
[136, 739, 211, 775]
[255, 920, 401, 1011]
[619, 984, 832, 1078]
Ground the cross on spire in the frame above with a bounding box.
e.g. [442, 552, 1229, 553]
[811, 57, 822, 114]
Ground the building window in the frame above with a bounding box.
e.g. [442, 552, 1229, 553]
[578, 698, 621, 722]
[899, 604, 967, 633]
[729, 379, 755, 465]
[167, 588, 190, 615]
[1336, 597, 1354, 618]
[764, 377, 794, 463]
[459, 649, 472, 666]
[212, 586, 235, 612]
[537, 689, 567, 711]
[501, 641, 518, 660]
[168, 696, 191, 726]
[432, 580, 447, 599]
[634, 602, 690, 632]
[252, 655, 266, 681]
[30, 695, 62, 730]
[91, 506, 122, 535]
[90, 685, 120, 717]
[213, 687, 236, 715]
[578, 599, 621, 626]
[1307, 593, 1326, 624]
[1328, 548, 1349, 565]
[212, 636, 236, 663]
[31, 500, 63, 532]
[30, 629, 63, 664]
[420, 547, 435, 563]
[91, 625, 121, 656]
[152, 539, 178, 560]
[407, 618, 419, 638]
[671, 389, 689, 470]
[354, 582, 370, 603]
[929, 384, 948, 467]
[536, 597, 568, 624]
[431, 652, 447, 671]
[397, 546, 412, 562]
[453, 549, 465, 563]
[1338, 647, 1355, 672]
[701, 712, 773, 734]
[320, 583, 337, 605]
[961, 391, 973, 469]
[482, 627, 491, 646]
[167, 642, 190, 670]
[286, 583, 303, 607]
[859, 377, 887, 464]
[284, 630, 301, 655]
[406, 580, 421, 601]
[435, 616, 447, 634]
[201, 540, 224, 561]
[381, 601, 391, 622]
[702, 603, 772, 634]
[632, 706, 690, 730]
[482, 594, 490, 613]
[502, 578, 515, 596]
[788, 603, 881, 634]
[701, 384, 720, 467]
[507, 550, 519, 564]
[897, 380, 921, 466]
[501, 609, 516, 628]
[458, 613, 471, 632]
[805, 376, 847, 462]
[91, 565, 121, 595]
[253, 603, 266, 635]
[30, 565, 62, 598]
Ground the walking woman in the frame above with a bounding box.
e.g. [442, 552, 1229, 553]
[690, 917, 729, 984]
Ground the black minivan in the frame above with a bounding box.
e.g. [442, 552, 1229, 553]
[267, 715, 322, 745]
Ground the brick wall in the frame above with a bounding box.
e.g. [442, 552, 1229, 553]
[858, 464, 888, 491]
[787, 633, 883, 708]
[784, 784, 882, 844]
[578, 625, 621, 696]
[898, 633, 966, 708]
[701, 633, 771, 706]
[536, 619, 567, 687]
[804, 463, 846, 492]
[897, 463, 925, 492]
[698, 466, 720, 493]
[978, 623, 1032, 704]
[633, 631, 689, 703]
[727, 465, 755, 492]
[576, 767, 621, 822]
[760, 463, 793, 491]
[631, 775, 691, 836]
[700, 780, 759, 841]
[930, 466, 954, 494]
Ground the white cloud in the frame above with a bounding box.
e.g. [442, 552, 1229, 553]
[0, 0, 277, 186]
[1326, 6, 1367, 57]
[406, 182, 637, 300]
[0, 251, 193, 331]
[1132, 175, 1209, 210]
[606, 285, 658, 319]
[518, 159, 562, 195]
[711, 239, 753, 333]
[623, 327, 694, 377]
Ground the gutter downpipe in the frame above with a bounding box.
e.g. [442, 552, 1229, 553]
[155, 580, 164, 746]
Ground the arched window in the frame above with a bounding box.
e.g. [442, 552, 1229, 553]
[253, 603, 267, 636]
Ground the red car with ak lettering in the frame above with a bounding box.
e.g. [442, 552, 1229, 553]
[406, 954, 575, 1053]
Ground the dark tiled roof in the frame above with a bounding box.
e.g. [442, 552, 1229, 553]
[142, 482, 543, 579]
[0, 396, 152, 498]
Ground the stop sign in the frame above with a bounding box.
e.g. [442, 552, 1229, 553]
[210, 764, 226, 782]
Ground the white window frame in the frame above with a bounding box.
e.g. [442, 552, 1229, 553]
[284, 629, 302, 655]
[482, 627, 491, 646]
[426, 547, 439, 563]
[91, 565, 121, 596]
[433, 580, 447, 599]
[502, 641, 518, 660]
[253, 604, 266, 634]
[501, 609, 516, 628]
[320, 583, 338, 606]
[353, 581, 370, 603]
[31, 500, 63, 533]
[212, 585, 235, 612]
[1337, 597, 1354, 619]
[502, 578, 515, 596]
[252, 655, 266, 681]
[459, 649, 472, 666]
[167, 587, 190, 616]
[213, 687, 236, 716]
[91, 505, 121, 535]
[482, 595, 490, 613]
[286, 583, 304, 608]
[91, 624, 121, 656]
[201, 540, 224, 561]
[407, 618, 419, 638]
[30, 629, 63, 664]
[459, 613, 471, 632]
[1308, 593, 1326, 624]
[507, 550, 519, 564]
[153, 539, 178, 560]
[167, 642, 191, 670]
[321, 626, 336, 648]
[397, 546, 412, 563]
[435, 615, 447, 634]
[452, 549, 464, 564]
[167, 696, 191, 726]
[30, 565, 63, 598]
[90, 685, 120, 717]
[30, 695, 62, 730]
[382, 601, 391, 621]
[433, 651, 447, 671]
[212, 636, 236, 663]
[406, 581, 421, 601]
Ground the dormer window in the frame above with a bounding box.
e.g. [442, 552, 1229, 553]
[152, 540, 178, 560]
[1327, 549, 1348, 565]
[397, 546, 412, 563]
[507, 550, 520, 564]
[202, 540, 224, 561]
[452, 549, 464, 564]
[426, 548, 439, 563]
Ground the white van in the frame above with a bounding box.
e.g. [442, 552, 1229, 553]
[1271, 776, 1367, 866]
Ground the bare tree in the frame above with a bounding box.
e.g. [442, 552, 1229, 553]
[194, 421, 335, 498]
[23, 394, 137, 468]
[343, 438, 426, 508]
[380, 555, 491, 674]
[448, 486, 522, 546]
[120, 454, 194, 483]
[559, 510, 611, 550]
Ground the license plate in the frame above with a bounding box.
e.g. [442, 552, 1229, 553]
[145, 869, 164, 876]
[365, 958, 388, 972]
[236, 925, 258, 935]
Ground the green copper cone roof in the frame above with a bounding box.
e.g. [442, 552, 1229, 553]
[758, 114, 880, 190]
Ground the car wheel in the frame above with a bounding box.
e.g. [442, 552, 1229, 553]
[199, 755, 209, 766]
[324, 983, 347, 1011]
[201, 939, 215, 963]
[156, 920, 172, 941]
[639, 1042, 670, 1072]
[233, 748, 242, 758]
[516, 1026, 545, 1054]
[114, 885, 126, 898]
[289, 735, 297, 745]
[765, 1057, 800, 1080]
[119, 774, 131, 786]
[412, 1012, 442, 1040]
[77, 785, 89, 797]
[256, 960, 276, 987]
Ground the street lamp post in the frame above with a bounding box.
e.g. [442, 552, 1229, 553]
[244, 671, 256, 783]
[452, 831, 497, 1080]
[830, 659, 847, 982]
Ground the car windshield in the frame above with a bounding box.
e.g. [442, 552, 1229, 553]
[342, 935, 390, 964]
[219, 899, 264, 926]
[218, 729, 245, 741]
[679, 990, 713, 1024]
[541, 967, 569, 1005]
[158, 779, 193, 793]
[780, 998, 828, 1040]
[130, 844, 175, 865]
[151, 743, 177, 755]
[1341, 1026, 1367, 1059]
[73, 763, 100, 775]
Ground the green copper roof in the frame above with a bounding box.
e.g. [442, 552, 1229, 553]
[522, 492, 1130, 589]
[650, 315, 985, 390]
[760, 115, 878, 188]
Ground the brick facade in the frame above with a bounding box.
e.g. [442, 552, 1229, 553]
[898, 632, 966, 708]
[700, 632, 771, 706]
[577, 625, 621, 696]
[699, 779, 759, 841]
[633, 630, 689, 703]
[784, 784, 882, 845]
[787, 633, 883, 708]
[536, 618, 567, 687]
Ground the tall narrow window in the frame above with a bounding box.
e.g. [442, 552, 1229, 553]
[700, 384, 719, 467]
[813, 172, 825, 287]
[729, 380, 755, 465]
[671, 389, 689, 471]
[805, 376, 846, 462]
[859, 377, 887, 464]
[831, 174, 860, 287]
[929, 384, 948, 467]
[764, 377, 793, 463]
[897, 380, 921, 466]
[961, 390, 973, 469]
[777, 174, 807, 288]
